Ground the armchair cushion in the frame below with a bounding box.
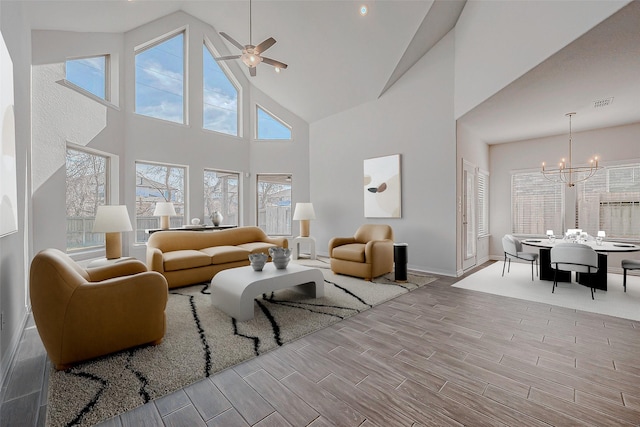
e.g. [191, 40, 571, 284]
[30, 248, 168, 370]
[332, 243, 366, 263]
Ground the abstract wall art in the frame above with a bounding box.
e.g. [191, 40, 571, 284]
[363, 154, 401, 218]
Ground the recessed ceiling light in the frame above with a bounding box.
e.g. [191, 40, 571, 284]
[360, 5, 368, 16]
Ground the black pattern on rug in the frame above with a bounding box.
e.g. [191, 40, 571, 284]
[46, 269, 436, 427]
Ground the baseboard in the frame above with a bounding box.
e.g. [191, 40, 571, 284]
[0, 310, 30, 403]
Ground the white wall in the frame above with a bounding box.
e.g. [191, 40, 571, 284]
[0, 0, 31, 386]
[490, 122, 640, 268]
[310, 30, 457, 276]
[454, 0, 629, 119]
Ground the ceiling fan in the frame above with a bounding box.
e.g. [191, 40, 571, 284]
[214, 0, 288, 77]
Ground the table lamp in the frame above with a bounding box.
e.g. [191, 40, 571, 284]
[546, 230, 555, 243]
[92, 205, 133, 259]
[154, 201, 176, 230]
[597, 230, 606, 245]
[293, 203, 316, 237]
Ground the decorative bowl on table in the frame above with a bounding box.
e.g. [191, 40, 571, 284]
[268, 247, 291, 269]
[248, 253, 268, 271]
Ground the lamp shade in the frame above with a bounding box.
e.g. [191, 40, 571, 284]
[546, 230, 554, 236]
[293, 203, 316, 220]
[597, 230, 606, 238]
[92, 205, 132, 233]
[153, 201, 176, 217]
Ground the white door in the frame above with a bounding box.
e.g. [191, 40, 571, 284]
[462, 160, 477, 271]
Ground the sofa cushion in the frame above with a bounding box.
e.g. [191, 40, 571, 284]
[332, 243, 366, 263]
[164, 250, 212, 272]
[200, 246, 251, 264]
[236, 242, 279, 254]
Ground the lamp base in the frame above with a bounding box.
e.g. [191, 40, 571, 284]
[105, 232, 122, 259]
[160, 216, 170, 230]
[299, 220, 310, 238]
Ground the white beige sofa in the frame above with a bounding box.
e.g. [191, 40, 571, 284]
[146, 226, 287, 288]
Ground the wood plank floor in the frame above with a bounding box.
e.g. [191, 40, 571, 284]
[2, 262, 640, 426]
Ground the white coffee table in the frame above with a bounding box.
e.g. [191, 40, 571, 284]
[210, 263, 325, 321]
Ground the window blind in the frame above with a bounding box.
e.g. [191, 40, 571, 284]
[477, 172, 489, 237]
[511, 172, 563, 235]
[577, 164, 640, 238]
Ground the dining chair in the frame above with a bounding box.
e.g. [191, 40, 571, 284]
[550, 243, 598, 299]
[621, 259, 640, 292]
[501, 234, 539, 281]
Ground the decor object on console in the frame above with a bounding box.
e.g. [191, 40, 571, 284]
[92, 205, 133, 259]
[292, 202, 315, 237]
[30, 248, 168, 370]
[364, 154, 401, 218]
[153, 201, 176, 230]
[269, 246, 291, 269]
[329, 224, 394, 281]
[248, 252, 267, 271]
[211, 210, 223, 226]
[541, 112, 602, 187]
[146, 226, 287, 288]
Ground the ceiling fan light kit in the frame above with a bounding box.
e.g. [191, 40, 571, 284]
[214, 0, 288, 77]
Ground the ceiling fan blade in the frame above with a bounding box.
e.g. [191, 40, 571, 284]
[250, 67, 257, 77]
[262, 57, 288, 69]
[220, 32, 245, 51]
[214, 55, 242, 61]
[254, 37, 276, 54]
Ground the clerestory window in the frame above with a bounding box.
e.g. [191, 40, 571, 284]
[203, 42, 240, 136]
[65, 55, 109, 101]
[256, 106, 291, 140]
[135, 30, 185, 124]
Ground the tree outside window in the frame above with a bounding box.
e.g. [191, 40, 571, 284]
[257, 174, 291, 235]
[65, 147, 108, 251]
[135, 161, 185, 242]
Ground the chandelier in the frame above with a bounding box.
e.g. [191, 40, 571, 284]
[541, 112, 602, 187]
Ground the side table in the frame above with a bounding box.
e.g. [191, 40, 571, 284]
[292, 236, 316, 260]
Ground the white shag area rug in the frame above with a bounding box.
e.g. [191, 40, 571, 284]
[454, 261, 640, 321]
[46, 259, 435, 427]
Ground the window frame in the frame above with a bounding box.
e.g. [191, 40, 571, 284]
[65, 54, 110, 101]
[203, 168, 241, 226]
[202, 38, 242, 137]
[134, 160, 188, 243]
[511, 170, 565, 237]
[255, 104, 292, 141]
[65, 143, 119, 255]
[576, 162, 640, 240]
[134, 27, 188, 125]
[256, 173, 292, 236]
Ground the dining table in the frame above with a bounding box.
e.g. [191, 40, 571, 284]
[521, 239, 640, 291]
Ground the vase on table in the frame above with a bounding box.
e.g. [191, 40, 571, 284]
[269, 247, 291, 269]
[211, 211, 223, 226]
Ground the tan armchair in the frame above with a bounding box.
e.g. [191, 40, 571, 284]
[329, 224, 394, 281]
[29, 248, 168, 370]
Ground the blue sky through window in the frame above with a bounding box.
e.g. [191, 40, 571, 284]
[66, 56, 106, 100]
[135, 32, 184, 124]
[203, 44, 238, 136]
[257, 106, 291, 140]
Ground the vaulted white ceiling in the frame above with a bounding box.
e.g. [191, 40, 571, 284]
[15, 0, 640, 141]
[19, 0, 463, 123]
